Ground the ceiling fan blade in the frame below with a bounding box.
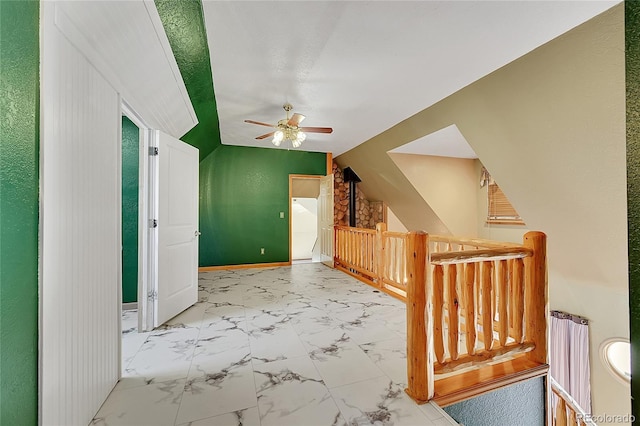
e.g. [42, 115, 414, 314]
[299, 126, 333, 134]
[255, 131, 275, 140]
[287, 113, 306, 127]
[244, 119, 275, 128]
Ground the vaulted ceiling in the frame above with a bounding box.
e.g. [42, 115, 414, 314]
[200, 1, 619, 156]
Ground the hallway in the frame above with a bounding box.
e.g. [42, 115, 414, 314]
[92, 264, 457, 425]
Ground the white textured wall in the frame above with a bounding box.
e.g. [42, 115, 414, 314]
[41, 3, 120, 424]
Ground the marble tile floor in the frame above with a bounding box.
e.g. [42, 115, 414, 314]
[92, 264, 458, 426]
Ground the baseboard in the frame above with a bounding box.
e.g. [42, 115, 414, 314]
[199, 261, 291, 272]
[122, 302, 138, 311]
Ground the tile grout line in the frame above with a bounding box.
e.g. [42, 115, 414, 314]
[172, 299, 208, 426]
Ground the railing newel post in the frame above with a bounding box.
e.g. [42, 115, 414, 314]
[523, 231, 548, 365]
[405, 230, 433, 403]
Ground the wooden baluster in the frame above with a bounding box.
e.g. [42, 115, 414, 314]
[402, 237, 407, 284]
[373, 234, 376, 273]
[349, 229, 352, 265]
[508, 258, 515, 330]
[524, 231, 548, 365]
[352, 230, 356, 267]
[365, 233, 369, 271]
[433, 264, 445, 364]
[482, 261, 494, 351]
[336, 229, 341, 264]
[387, 237, 392, 282]
[556, 397, 567, 426]
[364, 232, 368, 270]
[363, 232, 367, 269]
[398, 239, 403, 284]
[363, 233, 367, 270]
[364, 233, 368, 270]
[387, 239, 393, 282]
[349, 230, 356, 265]
[513, 258, 525, 343]
[492, 261, 497, 333]
[569, 410, 578, 426]
[371, 234, 375, 273]
[356, 231, 360, 268]
[498, 259, 508, 347]
[359, 232, 369, 270]
[405, 231, 433, 402]
[376, 224, 385, 287]
[342, 229, 347, 265]
[390, 238, 396, 283]
[447, 264, 460, 360]
[333, 227, 340, 264]
[341, 229, 344, 264]
[464, 262, 477, 355]
[344, 229, 349, 265]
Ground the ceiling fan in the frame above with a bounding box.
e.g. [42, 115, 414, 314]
[244, 103, 333, 148]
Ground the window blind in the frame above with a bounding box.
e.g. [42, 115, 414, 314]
[487, 182, 524, 223]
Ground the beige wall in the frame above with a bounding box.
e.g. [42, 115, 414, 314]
[386, 207, 408, 232]
[337, 5, 629, 421]
[389, 153, 478, 237]
[476, 161, 529, 243]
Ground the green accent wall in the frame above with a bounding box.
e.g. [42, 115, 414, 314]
[0, 1, 40, 424]
[122, 117, 139, 303]
[154, 0, 221, 160]
[199, 146, 326, 266]
[627, 2, 640, 422]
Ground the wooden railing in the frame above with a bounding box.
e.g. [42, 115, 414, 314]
[335, 223, 409, 300]
[333, 223, 549, 405]
[550, 377, 596, 426]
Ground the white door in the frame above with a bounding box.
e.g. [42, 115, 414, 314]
[154, 131, 199, 326]
[318, 174, 334, 266]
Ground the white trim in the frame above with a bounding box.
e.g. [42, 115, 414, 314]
[122, 101, 154, 332]
[122, 302, 138, 311]
[116, 97, 123, 384]
[148, 130, 160, 329]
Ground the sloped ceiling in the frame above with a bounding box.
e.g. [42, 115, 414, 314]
[337, 5, 626, 292]
[54, 0, 197, 139]
[202, 1, 617, 156]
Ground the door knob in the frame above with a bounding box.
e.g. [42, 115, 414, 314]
[195, 230, 201, 237]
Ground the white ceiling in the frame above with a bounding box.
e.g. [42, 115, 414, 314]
[202, 1, 618, 156]
[389, 124, 477, 159]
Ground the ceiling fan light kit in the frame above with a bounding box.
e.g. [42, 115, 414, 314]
[244, 103, 332, 149]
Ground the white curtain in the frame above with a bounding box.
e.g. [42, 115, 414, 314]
[550, 311, 592, 414]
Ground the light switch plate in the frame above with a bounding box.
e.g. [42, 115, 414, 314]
[280, 212, 285, 219]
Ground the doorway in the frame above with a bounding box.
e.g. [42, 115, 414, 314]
[121, 102, 153, 333]
[291, 197, 320, 263]
[289, 175, 322, 264]
[121, 114, 140, 312]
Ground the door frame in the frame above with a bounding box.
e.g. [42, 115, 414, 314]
[121, 101, 155, 332]
[288, 174, 323, 264]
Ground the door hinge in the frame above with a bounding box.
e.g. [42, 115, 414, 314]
[147, 290, 158, 301]
[149, 219, 158, 228]
[149, 147, 158, 156]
